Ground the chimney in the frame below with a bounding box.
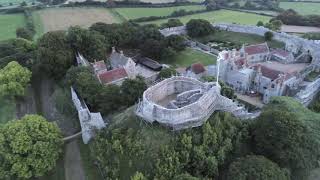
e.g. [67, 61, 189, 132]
[112, 47, 116, 53]
[120, 50, 124, 56]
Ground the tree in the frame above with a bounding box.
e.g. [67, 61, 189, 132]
[264, 31, 273, 41]
[173, 173, 200, 180]
[165, 35, 186, 52]
[66, 26, 108, 61]
[0, 115, 63, 179]
[252, 97, 320, 178]
[186, 19, 214, 38]
[16, 27, 33, 41]
[160, 19, 183, 29]
[131, 171, 147, 180]
[270, 19, 283, 31]
[159, 68, 177, 79]
[120, 76, 147, 106]
[257, 21, 264, 27]
[20, 1, 27, 6]
[227, 155, 289, 180]
[37, 31, 73, 80]
[0, 61, 31, 98]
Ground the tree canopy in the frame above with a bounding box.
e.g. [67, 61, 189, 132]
[0, 115, 63, 179]
[252, 97, 320, 178]
[0, 61, 32, 98]
[227, 155, 289, 180]
[186, 19, 214, 37]
[37, 31, 73, 80]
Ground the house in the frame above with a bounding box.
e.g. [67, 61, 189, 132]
[271, 49, 294, 64]
[241, 43, 270, 64]
[97, 67, 128, 86]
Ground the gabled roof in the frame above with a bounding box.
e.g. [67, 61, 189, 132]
[271, 49, 291, 58]
[98, 68, 128, 84]
[109, 50, 130, 69]
[137, 57, 162, 71]
[92, 61, 107, 72]
[187, 63, 206, 74]
[244, 43, 269, 55]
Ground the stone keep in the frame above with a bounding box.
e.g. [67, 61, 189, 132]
[136, 76, 258, 130]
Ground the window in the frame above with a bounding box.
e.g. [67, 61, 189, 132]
[271, 84, 275, 88]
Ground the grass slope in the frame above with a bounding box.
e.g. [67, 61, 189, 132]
[163, 47, 216, 67]
[115, 5, 206, 20]
[143, 9, 271, 25]
[0, 14, 25, 41]
[279, 2, 320, 15]
[0, 98, 16, 124]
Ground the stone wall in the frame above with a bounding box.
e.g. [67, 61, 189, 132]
[71, 87, 106, 144]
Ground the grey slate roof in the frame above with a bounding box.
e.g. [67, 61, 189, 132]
[109, 51, 130, 69]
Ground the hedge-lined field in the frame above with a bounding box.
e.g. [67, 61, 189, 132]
[115, 5, 206, 20]
[32, 7, 122, 37]
[144, 10, 271, 25]
[279, 2, 320, 15]
[0, 0, 34, 6]
[0, 14, 26, 41]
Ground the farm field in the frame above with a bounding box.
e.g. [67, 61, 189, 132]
[115, 5, 206, 19]
[0, 13, 25, 41]
[163, 48, 216, 67]
[279, 2, 320, 15]
[143, 10, 271, 25]
[32, 7, 122, 36]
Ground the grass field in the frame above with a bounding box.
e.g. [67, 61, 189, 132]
[0, 13, 25, 41]
[197, 30, 285, 49]
[115, 5, 206, 19]
[0, 98, 16, 124]
[279, 2, 320, 15]
[144, 10, 271, 25]
[32, 7, 122, 37]
[163, 48, 216, 67]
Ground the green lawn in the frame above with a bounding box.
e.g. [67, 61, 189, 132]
[163, 48, 216, 67]
[143, 9, 271, 25]
[115, 5, 206, 20]
[0, 98, 16, 124]
[196, 30, 285, 49]
[0, 13, 26, 41]
[279, 2, 320, 15]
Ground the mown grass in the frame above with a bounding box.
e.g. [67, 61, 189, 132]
[0, 13, 26, 41]
[279, 2, 320, 15]
[0, 97, 16, 124]
[196, 30, 285, 49]
[163, 47, 216, 67]
[115, 5, 206, 20]
[143, 9, 271, 25]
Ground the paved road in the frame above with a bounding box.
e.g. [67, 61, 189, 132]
[64, 141, 85, 180]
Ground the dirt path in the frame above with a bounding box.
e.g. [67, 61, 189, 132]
[15, 86, 38, 119]
[64, 141, 86, 180]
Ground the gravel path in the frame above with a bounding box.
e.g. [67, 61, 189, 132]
[64, 141, 85, 180]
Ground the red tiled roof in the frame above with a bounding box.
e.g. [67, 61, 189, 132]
[254, 64, 281, 80]
[98, 68, 128, 84]
[271, 49, 291, 58]
[235, 58, 245, 67]
[93, 61, 107, 71]
[191, 63, 206, 74]
[244, 43, 269, 55]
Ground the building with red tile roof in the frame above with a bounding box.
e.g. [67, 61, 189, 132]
[97, 68, 128, 85]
